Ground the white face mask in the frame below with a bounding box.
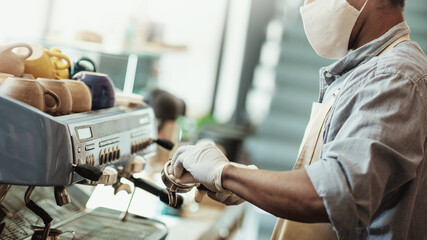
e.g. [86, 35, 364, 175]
[300, 0, 368, 59]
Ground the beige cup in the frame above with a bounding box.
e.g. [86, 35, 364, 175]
[62, 79, 92, 113]
[38, 78, 72, 115]
[0, 77, 61, 112]
[23, 44, 70, 79]
[0, 43, 32, 77]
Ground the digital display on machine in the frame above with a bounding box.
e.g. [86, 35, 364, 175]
[139, 115, 150, 125]
[77, 127, 93, 140]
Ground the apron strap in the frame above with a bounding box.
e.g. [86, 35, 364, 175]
[378, 34, 410, 56]
[293, 89, 339, 169]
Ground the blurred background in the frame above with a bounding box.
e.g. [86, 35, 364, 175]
[0, 0, 426, 238]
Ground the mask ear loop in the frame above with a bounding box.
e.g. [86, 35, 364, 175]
[359, 0, 369, 12]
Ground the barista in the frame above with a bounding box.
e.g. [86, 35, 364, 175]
[170, 0, 427, 239]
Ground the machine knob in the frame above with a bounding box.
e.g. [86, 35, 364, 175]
[124, 155, 146, 174]
[98, 166, 118, 185]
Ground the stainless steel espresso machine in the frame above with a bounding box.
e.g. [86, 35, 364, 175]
[0, 95, 179, 240]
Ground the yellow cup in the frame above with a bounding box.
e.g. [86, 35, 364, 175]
[23, 44, 70, 79]
[50, 47, 70, 79]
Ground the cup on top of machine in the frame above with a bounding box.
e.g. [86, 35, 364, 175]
[0, 77, 61, 113]
[23, 44, 70, 79]
[70, 57, 97, 77]
[72, 71, 115, 110]
[38, 78, 73, 116]
[61, 79, 92, 113]
[0, 43, 33, 77]
[49, 47, 71, 79]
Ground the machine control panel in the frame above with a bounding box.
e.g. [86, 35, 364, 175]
[61, 106, 158, 183]
[0, 95, 158, 186]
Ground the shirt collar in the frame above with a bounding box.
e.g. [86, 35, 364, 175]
[319, 21, 411, 97]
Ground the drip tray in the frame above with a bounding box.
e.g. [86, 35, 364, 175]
[0, 186, 167, 240]
[41, 207, 168, 240]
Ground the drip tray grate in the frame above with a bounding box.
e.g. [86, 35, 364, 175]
[50, 209, 168, 240]
[0, 186, 167, 240]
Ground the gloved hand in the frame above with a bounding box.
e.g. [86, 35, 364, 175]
[170, 141, 258, 205]
[170, 141, 229, 192]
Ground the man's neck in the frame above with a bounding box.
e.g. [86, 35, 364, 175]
[350, 6, 404, 50]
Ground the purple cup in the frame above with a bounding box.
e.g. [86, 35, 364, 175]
[72, 71, 115, 110]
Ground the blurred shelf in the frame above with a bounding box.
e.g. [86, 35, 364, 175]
[42, 38, 187, 58]
[40, 38, 187, 94]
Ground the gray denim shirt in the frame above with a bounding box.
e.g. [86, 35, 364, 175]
[305, 22, 427, 239]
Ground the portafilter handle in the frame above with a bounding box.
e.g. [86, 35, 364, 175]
[73, 164, 103, 181]
[152, 138, 174, 151]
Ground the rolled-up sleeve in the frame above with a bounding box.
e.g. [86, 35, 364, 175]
[305, 72, 426, 231]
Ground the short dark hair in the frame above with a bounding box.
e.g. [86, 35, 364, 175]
[389, 0, 405, 7]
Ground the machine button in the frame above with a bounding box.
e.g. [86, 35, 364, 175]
[104, 149, 109, 163]
[100, 140, 109, 147]
[85, 144, 95, 151]
[131, 142, 136, 154]
[137, 140, 142, 152]
[108, 148, 113, 162]
[138, 140, 144, 151]
[143, 139, 148, 149]
[99, 141, 110, 147]
[134, 141, 139, 152]
[112, 146, 118, 160]
[99, 138, 119, 147]
[137, 141, 142, 151]
[117, 146, 121, 159]
[99, 150, 105, 165]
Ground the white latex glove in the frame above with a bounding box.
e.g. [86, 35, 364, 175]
[171, 141, 229, 192]
[194, 163, 258, 205]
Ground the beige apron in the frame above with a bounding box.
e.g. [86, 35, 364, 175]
[270, 91, 339, 240]
[270, 34, 410, 240]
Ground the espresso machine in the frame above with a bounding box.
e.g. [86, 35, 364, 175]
[0, 95, 181, 240]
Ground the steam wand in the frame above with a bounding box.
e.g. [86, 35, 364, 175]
[121, 187, 136, 222]
[25, 186, 53, 240]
